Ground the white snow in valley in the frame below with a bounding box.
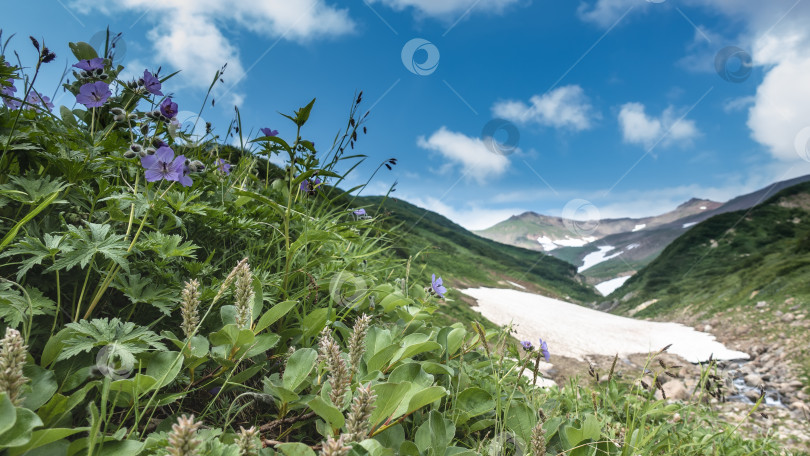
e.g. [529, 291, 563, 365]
[578, 246, 621, 272]
[626, 243, 640, 250]
[463, 287, 749, 363]
[700, 206, 707, 210]
[632, 224, 646, 232]
[537, 235, 597, 251]
[682, 222, 697, 229]
[595, 276, 632, 296]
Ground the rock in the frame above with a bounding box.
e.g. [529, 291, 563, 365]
[785, 297, 795, 306]
[744, 390, 761, 402]
[781, 313, 795, 323]
[774, 310, 784, 317]
[703, 324, 713, 332]
[745, 373, 763, 386]
[789, 401, 808, 412]
[656, 380, 688, 401]
[787, 380, 804, 390]
[756, 301, 768, 308]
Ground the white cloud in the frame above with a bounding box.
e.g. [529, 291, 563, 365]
[617, 103, 699, 148]
[581, 0, 810, 162]
[70, 0, 354, 103]
[369, 0, 520, 18]
[492, 85, 597, 131]
[405, 195, 522, 230]
[417, 127, 510, 183]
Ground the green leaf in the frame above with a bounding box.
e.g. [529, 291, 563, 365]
[302, 308, 331, 339]
[0, 191, 61, 255]
[21, 364, 57, 411]
[68, 42, 99, 61]
[58, 318, 165, 362]
[7, 427, 89, 456]
[95, 440, 144, 455]
[254, 300, 297, 334]
[414, 411, 454, 456]
[563, 414, 601, 448]
[145, 352, 183, 389]
[276, 443, 316, 456]
[404, 386, 446, 417]
[366, 344, 400, 373]
[48, 223, 130, 273]
[283, 348, 317, 391]
[505, 402, 537, 445]
[456, 388, 493, 419]
[307, 396, 345, 430]
[369, 383, 412, 427]
[0, 407, 43, 448]
[0, 394, 16, 435]
[294, 98, 316, 127]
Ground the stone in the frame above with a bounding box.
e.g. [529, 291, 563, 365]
[656, 380, 688, 401]
[703, 324, 713, 332]
[781, 313, 795, 323]
[744, 373, 763, 386]
[756, 301, 768, 309]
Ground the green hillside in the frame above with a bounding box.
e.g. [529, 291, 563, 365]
[353, 196, 599, 308]
[612, 181, 810, 318]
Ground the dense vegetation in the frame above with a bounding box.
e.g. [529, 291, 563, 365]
[0, 32, 791, 455]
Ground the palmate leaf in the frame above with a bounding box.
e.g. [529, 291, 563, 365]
[47, 222, 129, 273]
[138, 232, 198, 261]
[58, 317, 166, 362]
[0, 283, 56, 328]
[112, 273, 176, 315]
[0, 234, 68, 281]
[0, 173, 69, 204]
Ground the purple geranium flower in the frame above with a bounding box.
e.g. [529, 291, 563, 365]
[140, 146, 184, 183]
[217, 158, 231, 175]
[431, 274, 446, 298]
[260, 128, 278, 137]
[300, 177, 322, 195]
[25, 91, 54, 111]
[178, 159, 193, 187]
[160, 97, 178, 119]
[1, 79, 19, 109]
[521, 341, 534, 352]
[73, 57, 105, 72]
[538, 338, 550, 362]
[142, 70, 163, 96]
[76, 81, 111, 108]
[353, 208, 366, 217]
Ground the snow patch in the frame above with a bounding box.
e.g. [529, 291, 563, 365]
[632, 224, 646, 232]
[537, 235, 597, 251]
[595, 276, 632, 296]
[579, 246, 621, 272]
[506, 281, 526, 290]
[626, 243, 640, 250]
[700, 206, 707, 210]
[463, 287, 749, 363]
[682, 222, 697, 229]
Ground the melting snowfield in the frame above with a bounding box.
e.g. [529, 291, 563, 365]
[578, 245, 621, 272]
[462, 287, 749, 363]
[595, 276, 632, 296]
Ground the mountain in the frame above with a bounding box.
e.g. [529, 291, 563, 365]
[475, 175, 810, 285]
[353, 195, 600, 323]
[608, 180, 810, 317]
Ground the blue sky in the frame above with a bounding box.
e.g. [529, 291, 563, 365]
[5, 0, 810, 229]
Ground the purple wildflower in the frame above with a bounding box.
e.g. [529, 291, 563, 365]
[141, 146, 184, 183]
[521, 341, 534, 352]
[160, 97, 178, 119]
[431, 274, 446, 298]
[142, 70, 163, 96]
[260, 128, 278, 137]
[300, 177, 322, 195]
[538, 338, 550, 362]
[178, 159, 193, 187]
[73, 58, 105, 72]
[353, 208, 366, 217]
[25, 91, 54, 111]
[217, 158, 231, 175]
[1, 79, 19, 109]
[76, 81, 111, 108]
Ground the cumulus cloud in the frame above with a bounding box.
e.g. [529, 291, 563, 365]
[492, 85, 597, 131]
[405, 195, 522, 230]
[70, 0, 354, 103]
[369, 0, 520, 18]
[417, 127, 510, 183]
[618, 103, 699, 148]
[581, 0, 810, 162]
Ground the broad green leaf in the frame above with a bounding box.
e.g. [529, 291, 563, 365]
[254, 300, 297, 334]
[95, 440, 144, 455]
[505, 402, 537, 445]
[68, 42, 99, 61]
[302, 308, 332, 339]
[0, 394, 16, 435]
[456, 388, 493, 419]
[366, 344, 400, 373]
[404, 386, 446, 417]
[369, 383, 412, 427]
[21, 364, 57, 411]
[307, 396, 345, 429]
[145, 351, 183, 389]
[0, 407, 43, 447]
[563, 414, 601, 448]
[283, 348, 317, 391]
[276, 442, 316, 456]
[414, 411, 453, 456]
[388, 363, 433, 387]
[7, 427, 89, 456]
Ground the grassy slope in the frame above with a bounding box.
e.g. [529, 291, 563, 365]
[353, 196, 600, 325]
[613, 182, 810, 315]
